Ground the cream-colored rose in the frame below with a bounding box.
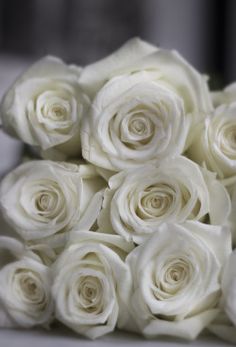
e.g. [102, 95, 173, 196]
[52, 231, 134, 339]
[0, 257, 53, 328]
[80, 38, 212, 171]
[0, 160, 105, 244]
[221, 250, 236, 327]
[208, 251, 236, 344]
[211, 83, 236, 108]
[98, 156, 230, 244]
[127, 222, 232, 340]
[187, 102, 236, 179]
[221, 181, 236, 246]
[0, 56, 89, 159]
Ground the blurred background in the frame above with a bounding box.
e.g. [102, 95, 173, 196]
[0, 0, 236, 175]
[1, 0, 236, 91]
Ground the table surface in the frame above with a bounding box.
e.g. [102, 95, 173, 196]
[0, 328, 232, 347]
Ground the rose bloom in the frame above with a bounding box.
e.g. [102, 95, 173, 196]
[98, 156, 230, 244]
[0, 256, 53, 328]
[52, 231, 134, 339]
[222, 181, 236, 247]
[127, 222, 232, 340]
[208, 250, 236, 344]
[0, 56, 89, 160]
[0, 161, 105, 245]
[80, 38, 212, 171]
[187, 102, 236, 179]
[211, 82, 236, 108]
[221, 250, 236, 327]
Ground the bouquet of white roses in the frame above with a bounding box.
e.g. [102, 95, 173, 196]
[0, 38, 236, 343]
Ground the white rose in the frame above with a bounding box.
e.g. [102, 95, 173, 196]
[0, 160, 105, 243]
[80, 38, 212, 171]
[127, 222, 232, 340]
[0, 257, 53, 328]
[0, 56, 89, 160]
[221, 182, 236, 246]
[221, 250, 236, 326]
[52, 231, 134, 339]
[187, 102, 236, 179]
[98, 156, 230, 244]
[208, 251, 236, 344]
[211, 82, 236, 108]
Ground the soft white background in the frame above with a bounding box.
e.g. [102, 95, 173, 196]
[0, 56, 232, 346]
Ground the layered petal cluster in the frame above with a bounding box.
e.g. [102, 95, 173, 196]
[208, 251, 236, 344]
[0, 56, 89, 159]
[0, 160, 105, 262]
[52, 231, 133, 339]
[211, 82, 236, 108]
[127, 222, 231, 340]
[98, 156, 230, 243]
[221, 251, 236, 327]
[188, 103, 236, 179]
[80, 38, 212, 171]
[0, 237, 53, 328]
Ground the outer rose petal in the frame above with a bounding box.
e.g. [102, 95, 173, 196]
[0, 236, 39, 269]
[79, 37, 157, 98]
[208, 311, 236, 344]
[79, 38, 212, 117]
[211, 82, 236, 108]
[143, 309, 219, 340]
[119, 49, 212, 116]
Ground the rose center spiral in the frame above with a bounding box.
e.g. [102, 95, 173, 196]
[34, 91, 73, 131]
[137, 185, 174, 218]
[152, 257, 192, 300]
[78, 276, 102, 312]
[16, 270, 43, 302]
[22, 277, 37, 295]
[119, 108, 155, 148]
[129, 117, 148, 135]
[35, 191, 57, 213]
[47, 104, 68, 121]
